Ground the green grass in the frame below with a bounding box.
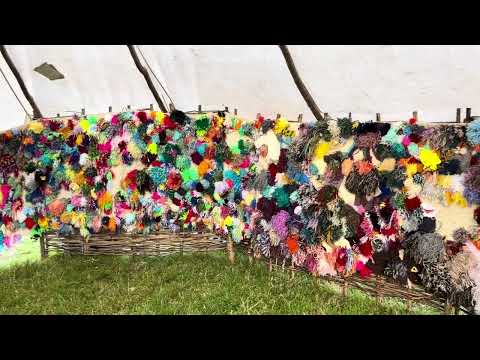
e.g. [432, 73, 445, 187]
[0, 251, 439, 315]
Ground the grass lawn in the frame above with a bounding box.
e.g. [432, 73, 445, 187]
[0, 250, 440, 315]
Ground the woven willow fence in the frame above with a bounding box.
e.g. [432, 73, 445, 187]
[40, 230, 227, 257]
[39, 232, 472, 315]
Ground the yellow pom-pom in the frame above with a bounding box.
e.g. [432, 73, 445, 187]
[437, 175, 452, 189]
[273, 118, 290, 134]
[38, 217, 48, 229]
[224, 216, 233, 227]
[76, 134, 84, 145]
[28, 121, 44, 134]
[155, 112, 165, 124]
[406, 163, 419, 177]
[147, 142, 158, 154]
[314, 141, 331, 160]
[419, 147, 441, 171]
[79, 118, 90, 132]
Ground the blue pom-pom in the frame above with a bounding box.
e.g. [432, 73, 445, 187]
[467, 119, 480, 146]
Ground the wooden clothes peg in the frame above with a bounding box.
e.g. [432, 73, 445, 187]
[456, 108, 462, 123]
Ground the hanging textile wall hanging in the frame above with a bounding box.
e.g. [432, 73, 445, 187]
[1, 110, 480, 313]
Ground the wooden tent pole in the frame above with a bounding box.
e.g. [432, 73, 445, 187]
[278, 45, 324, 122]
[0, 45, 43, 119]
[126, 45, 168, 113]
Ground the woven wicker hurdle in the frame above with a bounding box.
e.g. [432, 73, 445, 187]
[41, 230, 227, 257]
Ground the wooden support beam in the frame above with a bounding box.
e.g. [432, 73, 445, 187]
[39, 234, 46, 259]
[278, 45, 324, 122]
[126, 45, 167, 112]
[444, 299, 452, 315]
[0, 45, 43, 119]
[227, 238, 235, 264]
[466, 108, 472, 123]
[342, 278, 348, 297]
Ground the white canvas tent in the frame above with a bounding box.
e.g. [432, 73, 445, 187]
[2, 45, 480, 131]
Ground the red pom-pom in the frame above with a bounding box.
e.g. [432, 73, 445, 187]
[136, 111, 148, 123]
[162, 116, 177, 130]
[268, 163, 278, 186]
[359, 239, 373, 258]
[24, 217, 36, 229]
[409, 133, 422, 143]
[2, 215, 12, 226]
[405, 196, 421, 211]
[286, 234, 300, 254]
[191, 152, 203, 165]
[409, 117, 417, 125]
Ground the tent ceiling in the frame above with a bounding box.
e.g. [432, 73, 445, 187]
[0, 55, 32, 131]
[1, 45, 480, 131]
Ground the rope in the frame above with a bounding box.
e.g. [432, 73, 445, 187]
[136, 45, 176, 108]
[0, 64, 32, 120]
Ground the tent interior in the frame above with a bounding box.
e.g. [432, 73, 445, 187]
[2, 45, 480, 131]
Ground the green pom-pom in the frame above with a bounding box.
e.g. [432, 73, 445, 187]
[392, 192, 406, 209]
[175, 155, 191, 170]
[273, 186, 290, 208]
[337, 117, 353, 139]
[391, 143, 406, 159]
[181, 166, 199, 183]
[195, 115, 211, 135]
